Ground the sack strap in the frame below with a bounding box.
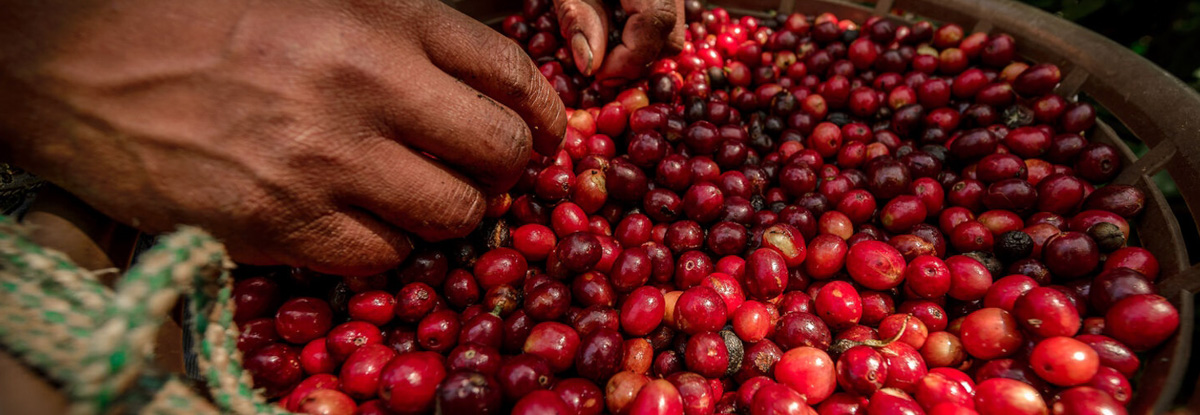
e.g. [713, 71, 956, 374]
[0, 216, 293, 415]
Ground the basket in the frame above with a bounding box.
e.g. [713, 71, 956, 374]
[449, 0, 1200, 408]
[4, 0, 1199, 413]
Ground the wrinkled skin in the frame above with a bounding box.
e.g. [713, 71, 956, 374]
[0, 0, 680, 275]
[555, 0, 686, 80]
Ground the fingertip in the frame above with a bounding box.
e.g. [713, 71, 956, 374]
[669, 36, 685, 54]
[539, 119, 567, 156]
[666, 24, 686, 55]
[532, 84, 568, 156]
[668, 0, 687, 54]
[571, 32, 595, 76]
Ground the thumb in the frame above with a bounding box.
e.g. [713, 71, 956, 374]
[594, 0, 679, 82]
[554, 0, 608, 76]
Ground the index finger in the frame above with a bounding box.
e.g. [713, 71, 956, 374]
[419, 1, 567, 156]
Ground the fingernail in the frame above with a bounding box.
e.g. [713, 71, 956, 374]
[571, 33, 593, 76]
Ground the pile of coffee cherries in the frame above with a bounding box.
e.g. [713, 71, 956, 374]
[234, 1, 1182, 414]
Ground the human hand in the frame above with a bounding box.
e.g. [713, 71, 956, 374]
[553, 0, 686, 81]
[0, 0, 565, 275]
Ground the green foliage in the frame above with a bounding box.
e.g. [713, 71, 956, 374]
[1019, 0, 1200, 91]
[1122, 138, 1181, 199]
[1060, 0, 1106, 20]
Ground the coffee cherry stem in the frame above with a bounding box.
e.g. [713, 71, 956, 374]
[828, 315, 912, 355]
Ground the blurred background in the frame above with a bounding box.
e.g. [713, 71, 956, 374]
[1018, 0, 1200, 93]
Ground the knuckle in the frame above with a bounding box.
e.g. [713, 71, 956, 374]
[544, 91, 568, 133]
[292, 213, 412, 276]
[554, 0, 594, 35]
[524, 66, 567, 129]
[555, 1, 579, 30]
[472, 106, 531, 188]
[480, 33, 564, 152]
[491, 37, 537, 98]
[430, 183, 485, 239]
[345, 233, 413, 275]
[278, 213, 347, 266]
[493, 113, 533, 176]
[244, 181, 323, 241]
[275, 207, 336, 246]
[649, 8, 677, 36]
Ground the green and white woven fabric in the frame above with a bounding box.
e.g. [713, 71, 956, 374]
[0, 215, 294, 415]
